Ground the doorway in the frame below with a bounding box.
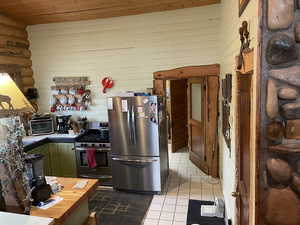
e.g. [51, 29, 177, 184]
[167, 79, 188, 153]
[153, 64, 220, 178]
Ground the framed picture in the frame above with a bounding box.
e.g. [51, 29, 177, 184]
[239, 0, 250, 17]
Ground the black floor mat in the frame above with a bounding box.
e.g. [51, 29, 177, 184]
[89, 189, 153, 225]
[187, 200, 225, 225]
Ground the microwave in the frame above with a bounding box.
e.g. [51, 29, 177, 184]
[29, 118, 54, 136]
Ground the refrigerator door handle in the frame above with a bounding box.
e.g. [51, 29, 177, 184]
[131, 105, 136, 145]
[127, 108, 134, 145]
[112, 157, 158, 163]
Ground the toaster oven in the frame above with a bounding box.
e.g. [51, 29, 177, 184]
[29, 118, 54, 136]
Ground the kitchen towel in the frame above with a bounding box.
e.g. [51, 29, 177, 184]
[86, 148, 97, 168]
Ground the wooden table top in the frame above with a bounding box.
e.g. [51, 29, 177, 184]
[30, 177, 98, 223]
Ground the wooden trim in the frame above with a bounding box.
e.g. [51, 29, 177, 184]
[153, 64, 220, 80]
[206, 75, 219, 177]
[255, 1, 263, 225]
[235, 72, 253, 225]
[235, 73, 242, 225]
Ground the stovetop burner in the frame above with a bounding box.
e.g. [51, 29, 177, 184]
[75, 129, 109, 143]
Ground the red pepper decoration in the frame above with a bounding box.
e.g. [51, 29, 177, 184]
[102, 77, 114, 93]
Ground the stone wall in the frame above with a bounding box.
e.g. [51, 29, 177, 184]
[260, 1, 300, 224]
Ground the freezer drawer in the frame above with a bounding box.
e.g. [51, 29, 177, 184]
[111, 156, 162, 192]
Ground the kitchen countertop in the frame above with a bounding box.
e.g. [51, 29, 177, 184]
[30, 177, 98, 225]
[0, 212, 54, 225]
[23, 134, 79, 151]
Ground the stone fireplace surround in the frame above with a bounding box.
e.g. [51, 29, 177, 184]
[260, 1, 300, 225]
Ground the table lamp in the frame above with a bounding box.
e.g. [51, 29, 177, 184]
[0, 72, 34, 116]
[0, 72, 35, 214]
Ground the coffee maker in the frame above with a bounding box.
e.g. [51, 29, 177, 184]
[25, 154, 52, 206]
[56, 115, 71, 134]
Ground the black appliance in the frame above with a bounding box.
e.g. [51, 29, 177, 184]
[75, 122, 112, 186]
[25, 154, 52, 206]
[56, 115, 71, 134]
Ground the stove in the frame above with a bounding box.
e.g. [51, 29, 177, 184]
[74, 123, 112, 185]
[75, 129, 111, 149]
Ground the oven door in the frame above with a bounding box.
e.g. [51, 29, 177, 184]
[75, 148, 112, 179]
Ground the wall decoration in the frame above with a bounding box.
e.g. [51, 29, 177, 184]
[50, 77, 91, 112]
[222, 74, 232, 103]
[222, 74, 232, 152]
[101, 77, 114, 93]
[239, 0, 250, 17]
[222, 101, 231, 151]
[237, 21, 251, 70]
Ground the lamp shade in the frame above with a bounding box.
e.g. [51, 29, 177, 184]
[0, 73, 34, 116]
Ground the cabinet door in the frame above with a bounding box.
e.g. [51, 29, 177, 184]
[57, 143, 77, 178]
[49, 143, 62, 177]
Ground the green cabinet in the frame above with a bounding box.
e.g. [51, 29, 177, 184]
[27, 143, 77, 178]
[49, 143, 77, 178]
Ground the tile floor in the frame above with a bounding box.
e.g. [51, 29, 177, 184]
[142, 148, 223, 225]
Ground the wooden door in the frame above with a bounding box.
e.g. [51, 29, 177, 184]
[188, 78, 208, 173]
[235, 74, 251, 225]
[170, 79, 188, 152]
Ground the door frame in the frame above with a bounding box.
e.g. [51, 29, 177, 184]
[235, 72, 253, 225]
[153, 64, 220, 177]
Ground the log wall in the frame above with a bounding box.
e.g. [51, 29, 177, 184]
[0, 14, 34, 93]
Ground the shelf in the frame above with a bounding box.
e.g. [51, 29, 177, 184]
[51, 81, 90, 89]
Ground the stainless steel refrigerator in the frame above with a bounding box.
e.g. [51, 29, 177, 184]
[107, 95, 169, 192]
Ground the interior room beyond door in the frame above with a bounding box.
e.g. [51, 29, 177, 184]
[170, 79, 188, 152]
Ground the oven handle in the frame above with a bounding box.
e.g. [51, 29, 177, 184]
[112, 157, 158, 163]
[80, 175, 112, 179]
[75, 147, 110, 152]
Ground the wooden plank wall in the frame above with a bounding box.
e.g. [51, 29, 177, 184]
[0, 14, 34, 93]
[219, 0, 259, 225]
[28, 5, 221, 121]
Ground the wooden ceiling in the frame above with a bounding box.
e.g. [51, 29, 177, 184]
[0, 0, 220, 25]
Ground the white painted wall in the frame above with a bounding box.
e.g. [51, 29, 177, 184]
[28, 5, 220, 121]
[219, 0, 258, 224]
[28, 3, 260, 224]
